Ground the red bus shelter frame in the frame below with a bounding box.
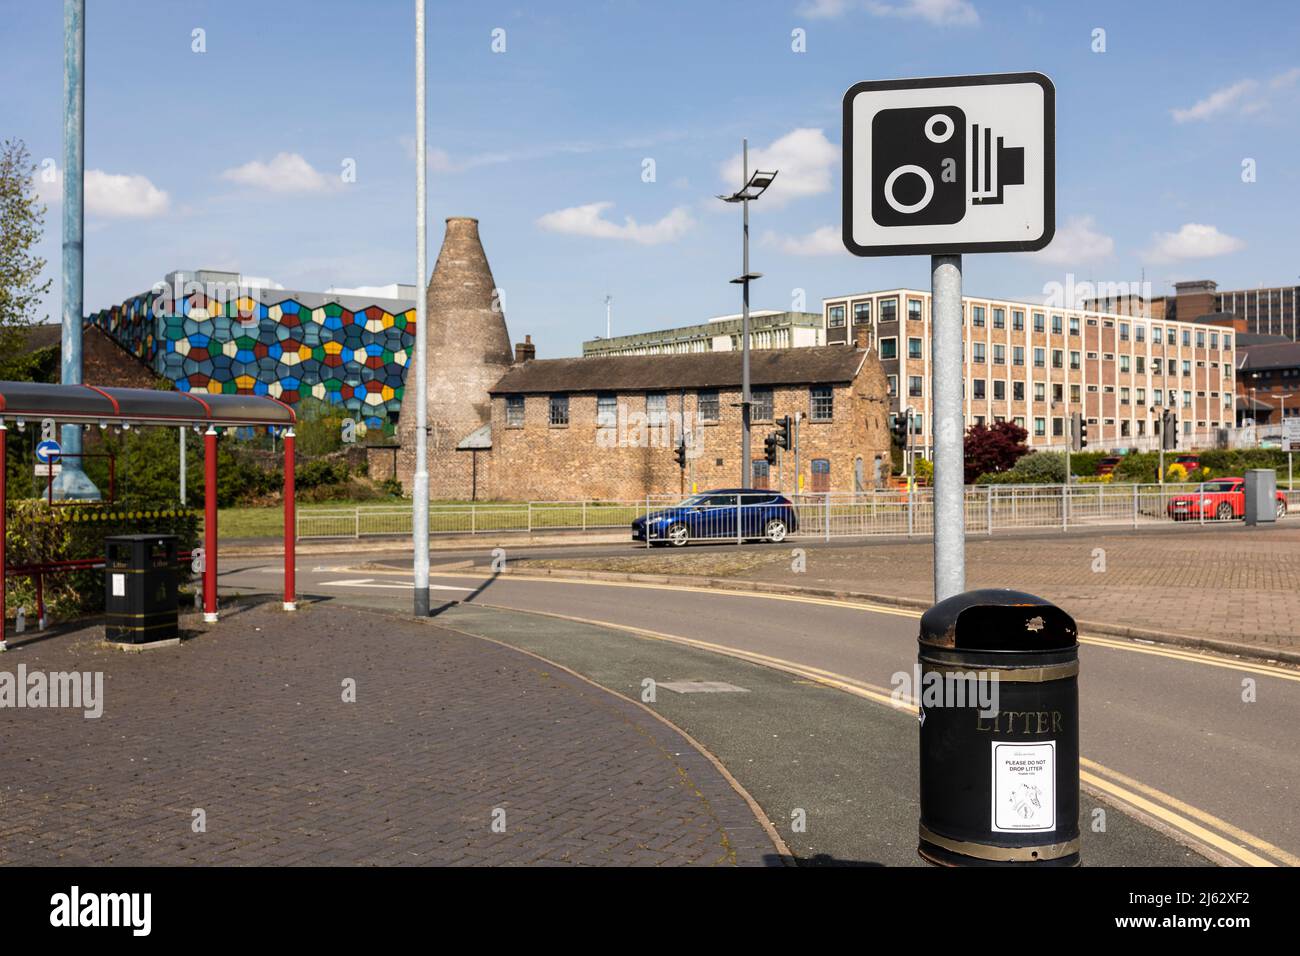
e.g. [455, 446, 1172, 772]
[0, 381, 298, 649]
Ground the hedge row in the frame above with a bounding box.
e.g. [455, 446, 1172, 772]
[5, 500, 200, 624]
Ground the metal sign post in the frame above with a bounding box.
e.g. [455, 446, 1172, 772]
[930, 256, 964, 598]
[843, 72, 1054, 602]
[845, 72, 1061, 869]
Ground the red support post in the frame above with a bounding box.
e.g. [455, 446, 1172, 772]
[283, 427, 296, 611]
[203, 426, 218, 622]
[1, 420, 6, 651]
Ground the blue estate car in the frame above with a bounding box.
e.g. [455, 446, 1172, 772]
[631, 489, 799, 547]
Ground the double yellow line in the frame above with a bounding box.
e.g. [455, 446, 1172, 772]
[328, 567, 1299, 865]
[457, 571, 1300, 682]
[1081, 759, 1299, 867]
[481, 603, 1298, 868]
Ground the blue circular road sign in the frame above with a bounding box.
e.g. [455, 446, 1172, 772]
[35, 439, 62, 464]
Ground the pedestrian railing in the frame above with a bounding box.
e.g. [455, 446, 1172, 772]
[296, 483, 1296, 541]
[297, 500, 646, 539]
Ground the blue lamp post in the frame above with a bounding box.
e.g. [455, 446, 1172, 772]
[53, 0, 100, 500]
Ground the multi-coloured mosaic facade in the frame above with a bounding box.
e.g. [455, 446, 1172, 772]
[89, 289, 416, 431]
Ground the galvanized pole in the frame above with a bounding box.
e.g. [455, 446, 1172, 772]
[1064, 415, 1072, 488]
[1159, 415, 1165, 485]
[740, 139, 752, 489]
[931, 256, 965, 601]
[55, 0, 98, 500]
[411, 0, 430, 617]
[793, 413, 801, 495]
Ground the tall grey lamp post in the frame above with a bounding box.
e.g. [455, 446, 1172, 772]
[54, 0, 99, 500]
[718, 140, 777, 488]
[412, 0, 429, 616]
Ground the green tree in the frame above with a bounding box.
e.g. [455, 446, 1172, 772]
[0, 139, 51, 374]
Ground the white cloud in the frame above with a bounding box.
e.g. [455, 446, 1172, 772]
[800, 0, 978, 23]
[1031, 215, 1114, 265]
[535, 201, 694, 245]
[718, 128, 837, 209]
[866, 0, 979, 26]
[1171, 68, 1299, 123]
[1144, 223, 1245, 262]
[1171, 80, 1258, 123]
[763, 225, 845, 257]
[797, 0, 855, 17]
[34, 166, 169, 218]
[220, 152, 334, 192]
[1270, 66, 1300, 89]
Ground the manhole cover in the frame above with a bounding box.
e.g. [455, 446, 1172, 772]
[658, 680, 750, 694]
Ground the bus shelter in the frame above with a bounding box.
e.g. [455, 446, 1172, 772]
[0, 381, 297, 646]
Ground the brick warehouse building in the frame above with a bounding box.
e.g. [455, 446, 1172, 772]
[367, 216, 890, 500]
[453, 329, 891, 501]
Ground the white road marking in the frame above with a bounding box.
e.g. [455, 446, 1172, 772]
[318, 577, 473, 592]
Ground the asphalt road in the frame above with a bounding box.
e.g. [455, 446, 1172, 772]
[221, 553, 1300, 867]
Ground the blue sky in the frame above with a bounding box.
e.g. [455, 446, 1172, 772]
[3, 0, 1299, 357]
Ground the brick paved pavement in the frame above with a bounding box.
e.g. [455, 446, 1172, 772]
[735, 525, 1300, 650]
[0, 601, 780, 866]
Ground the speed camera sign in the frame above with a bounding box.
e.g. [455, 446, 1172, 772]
[842, 72, 1055, 256]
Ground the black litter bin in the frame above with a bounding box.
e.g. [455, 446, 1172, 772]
[917, 588, 1080, 867]
[104, 534, 179, 644]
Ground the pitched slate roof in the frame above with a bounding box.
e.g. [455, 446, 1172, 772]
[1239, 342, 1300, 371]
[489, 345, 869, 395]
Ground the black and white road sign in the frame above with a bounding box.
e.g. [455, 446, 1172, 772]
[842, 72, 1055, 257]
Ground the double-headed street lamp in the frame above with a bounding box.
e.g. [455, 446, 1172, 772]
[718, 139, 778, 489]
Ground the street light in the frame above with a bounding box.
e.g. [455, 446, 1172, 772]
[1250, 386, 1258, 447]
[718, 139, 778, 488]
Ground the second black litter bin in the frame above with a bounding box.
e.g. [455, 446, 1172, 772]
[917, 588, 1080, 867]
[104, 534, 179, 644]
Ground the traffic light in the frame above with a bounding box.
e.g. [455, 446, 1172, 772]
[1070, 412, 1086, 451]
[775, 415, 792, 450]
[891, 412, 909, 445]
[764, 433, 778, 466]
[1162, 410, 1178, 450]
[674, 440, 687, 470]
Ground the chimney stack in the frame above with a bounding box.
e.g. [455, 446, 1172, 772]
[394, 216, 513, 493]
[854, 322, 872, 349]
[514, 334, 535, 364]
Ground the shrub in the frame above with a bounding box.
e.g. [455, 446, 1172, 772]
[1112, 452, 1160, 483]
[296, 458, 350, 490]
[976, 450, 1066, 484]
[1067, 451, 1108, 477]
[5, 499, 199, 624]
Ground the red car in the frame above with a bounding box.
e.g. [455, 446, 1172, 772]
[1167, 478, 1288, 521]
